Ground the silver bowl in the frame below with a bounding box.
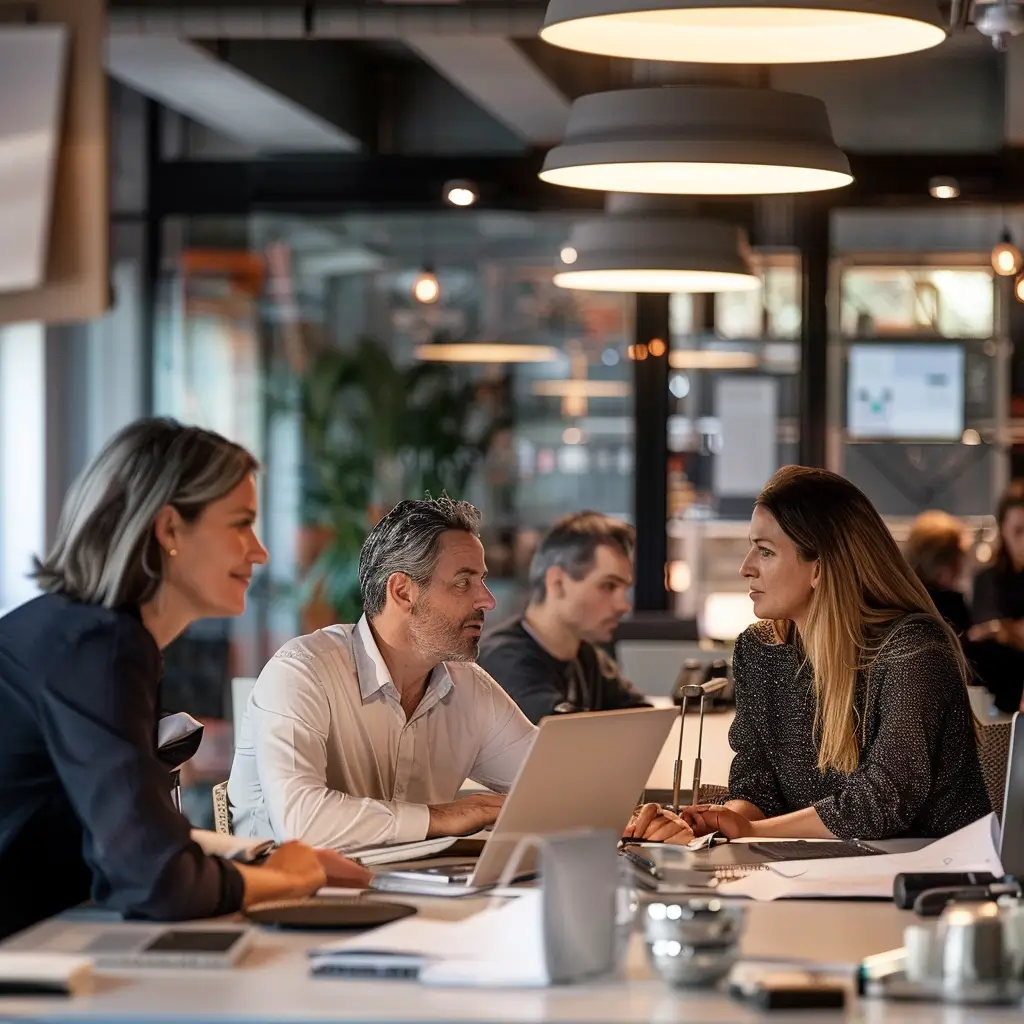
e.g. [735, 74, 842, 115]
[642, 897, 746, 988]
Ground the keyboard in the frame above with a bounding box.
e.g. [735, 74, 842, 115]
[748, 840, 881, 861]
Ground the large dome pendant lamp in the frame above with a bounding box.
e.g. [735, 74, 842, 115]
[553, 194, 759, 293]
[539, 86, 853, 196]
[540, 0, 947, 64]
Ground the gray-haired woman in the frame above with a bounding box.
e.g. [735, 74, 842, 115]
[0, 418, 369, 940]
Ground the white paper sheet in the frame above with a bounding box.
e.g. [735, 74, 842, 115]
[718, 814, 1002, 901]
[311, 890, 550, 986]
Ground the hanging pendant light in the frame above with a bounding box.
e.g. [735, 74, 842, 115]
[1015, 271, 1024, 304]
[992, 232, 1023, 277]
[412, 266, 440, 304]
[554, 194, 759, 293]
[540, 0, 946, 64]
[540, 86, 852, 196]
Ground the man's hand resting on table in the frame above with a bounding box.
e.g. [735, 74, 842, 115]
[623, 803, 754, 844]
[427, 792, 506, 838]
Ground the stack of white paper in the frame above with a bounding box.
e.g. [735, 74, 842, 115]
[346, 836, 459, 867]
[718, 813, 1002, 901]
[310, 891, 550, 987]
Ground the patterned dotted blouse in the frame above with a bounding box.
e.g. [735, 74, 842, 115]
[727, 613, 992, 840]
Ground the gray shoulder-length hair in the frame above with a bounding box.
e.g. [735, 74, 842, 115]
[33, 417, 258, 609]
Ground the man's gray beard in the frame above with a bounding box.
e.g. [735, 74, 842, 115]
[408, 605, 479, 663]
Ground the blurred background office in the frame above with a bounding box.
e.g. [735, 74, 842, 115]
[3, 0, 1024, 822]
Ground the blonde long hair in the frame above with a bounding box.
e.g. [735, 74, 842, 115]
[758, 466, 966, 775]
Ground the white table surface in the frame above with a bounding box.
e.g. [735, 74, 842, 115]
[2, 896, 1008, 1022]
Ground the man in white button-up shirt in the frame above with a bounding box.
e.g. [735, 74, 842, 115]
[228, 498, 537, 851]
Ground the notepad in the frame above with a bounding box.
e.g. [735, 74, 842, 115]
[717, 813, 1003, 901]
[346, 836, 459, 867]
[0, 953, 93, 996]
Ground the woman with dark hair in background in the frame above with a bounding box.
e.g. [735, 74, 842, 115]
[0, 418, 369, 940]
[905, 510, 971, 636]
[627, 466, 990, 846]
[967, 480, 1024, 712]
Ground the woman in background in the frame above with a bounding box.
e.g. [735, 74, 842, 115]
[968, 481, 1024, 711]
[905, 510, 971, 636]
[628, 466, 989, 845]
[0, 418, 369, 940]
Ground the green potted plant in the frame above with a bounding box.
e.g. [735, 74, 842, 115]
[296, 337, 497, 627]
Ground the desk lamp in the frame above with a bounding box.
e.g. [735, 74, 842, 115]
[670, 676, 728, 813]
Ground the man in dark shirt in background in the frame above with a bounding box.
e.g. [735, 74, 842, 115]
[479, 512, 650, 723]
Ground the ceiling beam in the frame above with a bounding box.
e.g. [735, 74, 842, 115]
[107, 35, 362, 152]
[149, 149, 1024, 218]
[402, 37, 570, 144]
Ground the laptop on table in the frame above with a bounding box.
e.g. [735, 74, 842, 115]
[370, 706, 678, 895]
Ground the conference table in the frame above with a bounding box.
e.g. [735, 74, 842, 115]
[3, 696, 1013, 1021]
[2, 895, 1012, 1022]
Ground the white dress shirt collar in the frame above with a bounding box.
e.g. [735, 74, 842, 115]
[354, 615, 454, 704]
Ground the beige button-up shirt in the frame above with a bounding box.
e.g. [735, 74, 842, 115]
[227, 617, 537, 850]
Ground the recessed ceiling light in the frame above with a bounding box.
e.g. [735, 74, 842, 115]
[559, 245, 579, 264]
[541, 87, 852, 195]
[444, 179, 478, 207]
[928, 176, 960, 200]
[540, 0, 946, 64]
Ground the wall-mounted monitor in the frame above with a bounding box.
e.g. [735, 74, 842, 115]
[846, 342, 965, 441]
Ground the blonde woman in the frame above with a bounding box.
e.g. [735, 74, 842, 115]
[629, 466, 990, 845]
[0, 419, 369, 940]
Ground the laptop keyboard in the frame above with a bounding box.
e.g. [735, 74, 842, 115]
[748, 841, 881, 861]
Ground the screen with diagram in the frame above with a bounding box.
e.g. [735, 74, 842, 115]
[847, 343, 965, 440]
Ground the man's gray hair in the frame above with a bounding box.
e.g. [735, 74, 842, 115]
[528, 511, 635, 603]
[359, 497, 482, 618]
[33, 417, 258, 609]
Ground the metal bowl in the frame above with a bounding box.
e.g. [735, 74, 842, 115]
[642, 898, 746, 988]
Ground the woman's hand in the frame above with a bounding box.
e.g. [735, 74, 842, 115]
[675, 805, 754, 840]
[314, 848, 374, 888]
[623, 803, 695, 845]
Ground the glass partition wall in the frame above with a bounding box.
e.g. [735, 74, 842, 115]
[152, 212, 1011, 797]
[153, 212, 635, 680]
[828, 255, 1008, 588]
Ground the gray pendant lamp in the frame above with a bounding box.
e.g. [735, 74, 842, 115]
[540, 86, 852, 196]
[540, 0, 946, 64]
[554, 194, 759, 293]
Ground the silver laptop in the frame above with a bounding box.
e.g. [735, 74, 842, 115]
[998, 711, 1024, 879]
[371, 706, 678, 892]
